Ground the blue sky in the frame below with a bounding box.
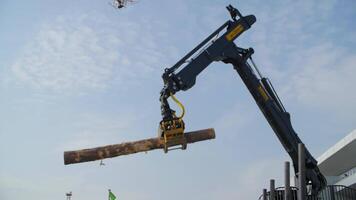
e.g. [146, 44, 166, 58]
[0, 0, 355, 199]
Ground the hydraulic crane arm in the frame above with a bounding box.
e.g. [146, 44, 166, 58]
[159, 5, 326, 194]
[160, 5, 256, 120]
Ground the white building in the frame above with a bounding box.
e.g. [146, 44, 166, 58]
[317, 129, 356, 189]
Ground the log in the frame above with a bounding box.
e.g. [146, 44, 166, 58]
[64, 128, 215, 165]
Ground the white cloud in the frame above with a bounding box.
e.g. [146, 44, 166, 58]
[248, 0, 338, 70]
[283, 43, 356, 115]
[10, 14, 175, 95]
[241, 0, 356, 118]
[58, 111, 145, 151]
[11, 16, 116, 93]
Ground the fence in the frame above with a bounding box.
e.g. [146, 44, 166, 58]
[257, 144, 356, 200]
[258, 185, 356, 200]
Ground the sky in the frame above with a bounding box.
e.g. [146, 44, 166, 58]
[0, 0, 355, 199]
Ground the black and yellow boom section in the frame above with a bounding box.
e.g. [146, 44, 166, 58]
[159, 5, 326, 195]
[158, 5, 256, 152]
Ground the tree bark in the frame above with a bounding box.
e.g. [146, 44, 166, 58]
[64, 128, 215, 165]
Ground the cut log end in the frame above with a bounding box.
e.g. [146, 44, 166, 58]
[64, 128, 215, 165]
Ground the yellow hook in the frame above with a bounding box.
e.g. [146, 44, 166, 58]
[170, 93, 185, 119]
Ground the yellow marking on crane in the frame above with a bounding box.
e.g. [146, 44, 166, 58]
[258, 85, 269, 101]
[226, 24, 244, 41]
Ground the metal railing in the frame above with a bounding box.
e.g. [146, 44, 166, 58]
[258, 186, 298, 200]
[258, 185, 356, 200]
[258, 144, 356, 200]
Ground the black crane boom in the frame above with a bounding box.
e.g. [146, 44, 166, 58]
[159, 5, 326, 195]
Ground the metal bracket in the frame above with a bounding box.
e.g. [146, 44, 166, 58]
[226, 4, 243, 21]
[159, 118, 187, 153]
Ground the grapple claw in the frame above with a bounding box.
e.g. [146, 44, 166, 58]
[159, 118, 187, 153]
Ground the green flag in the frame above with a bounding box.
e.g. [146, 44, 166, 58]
[108, 189, 117, 200]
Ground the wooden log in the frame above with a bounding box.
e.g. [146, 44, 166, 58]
[64, 128, 215, 165]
